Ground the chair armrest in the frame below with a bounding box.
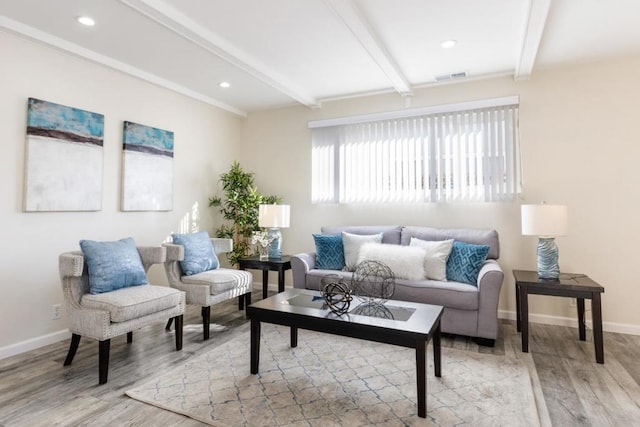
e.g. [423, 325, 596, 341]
[162, 243, 185, 262]
[137, 246, 167, 272]
[211, 238, 233, 255]
[476, 259, 504, 339]
[291, 252, 316, 289]
[59, 252, 84, 280]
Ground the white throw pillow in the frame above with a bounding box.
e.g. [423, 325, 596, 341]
[357, 243, 426, 281]
[342, 232, 383, 271]
[409, 237, 454, 281]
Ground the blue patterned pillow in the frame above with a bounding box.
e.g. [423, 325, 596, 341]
[172, 231, 219, 276]
[313, 234, 345, 270]
[446, 241, 490, 286]
[80, 237, 148, 295]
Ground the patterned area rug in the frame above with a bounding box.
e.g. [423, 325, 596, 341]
[127, 324, 547, 426]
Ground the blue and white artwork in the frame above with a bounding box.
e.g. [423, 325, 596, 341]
[122, 121, 174, 211]
[24, 98, 104, 211]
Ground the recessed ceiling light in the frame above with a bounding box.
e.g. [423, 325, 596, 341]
[76, 16, 95, 26]
[219, 81, 231, 88]
[440, 40, 456, 49]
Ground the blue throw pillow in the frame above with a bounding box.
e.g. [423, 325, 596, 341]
[172, 231, 219, 276]
[80, 237, 148, 295]
[446, 241, 490, 286]
[313, 234, 345, 270]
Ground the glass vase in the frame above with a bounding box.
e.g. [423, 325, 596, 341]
[258, 245, 269, 261]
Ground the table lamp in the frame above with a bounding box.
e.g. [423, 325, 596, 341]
[521, 203, 568, 279]
[258, 204, 290, 259]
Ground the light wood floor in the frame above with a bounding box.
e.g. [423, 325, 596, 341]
[1, 284, 639, 426]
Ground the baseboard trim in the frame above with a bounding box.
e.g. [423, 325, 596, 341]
[3, 307, 638, 360]
[498, 310, 640, 336]
[0, 329, 70, 360]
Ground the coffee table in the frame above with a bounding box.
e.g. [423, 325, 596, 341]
[246, 289, 444, 418]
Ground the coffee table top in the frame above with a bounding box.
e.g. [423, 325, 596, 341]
[247, 289, 443, 339]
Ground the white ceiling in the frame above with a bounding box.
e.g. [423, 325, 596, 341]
[2, 0, 640, 116]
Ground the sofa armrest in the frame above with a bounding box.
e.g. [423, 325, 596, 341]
[211, 238, 233, 255]
[476, 259, 504, 339]
[291, 252, 316, 289]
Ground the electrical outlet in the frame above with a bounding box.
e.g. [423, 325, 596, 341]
[569, 298, 576, 307]
[51, 304, 62, 320]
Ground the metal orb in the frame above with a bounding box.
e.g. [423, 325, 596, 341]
[351, 260, 395, 301]
[321, 280, 353, 316]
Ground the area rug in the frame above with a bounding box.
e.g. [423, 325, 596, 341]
[127, 324, 546, 426]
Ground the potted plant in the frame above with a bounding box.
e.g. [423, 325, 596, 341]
[209, 161, 280, 266]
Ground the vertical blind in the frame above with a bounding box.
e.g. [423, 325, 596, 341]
[311, 101, 520, 203]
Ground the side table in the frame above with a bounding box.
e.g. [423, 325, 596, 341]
[513, 269, 605, 363]
[238, 256, 292, 299]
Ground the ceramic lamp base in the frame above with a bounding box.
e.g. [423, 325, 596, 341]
[267, 228, 282, 259]
[537, 237, 559, 279]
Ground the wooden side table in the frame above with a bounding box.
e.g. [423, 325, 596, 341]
[513, 269, 605, 363]
[238, 256, 292, 299]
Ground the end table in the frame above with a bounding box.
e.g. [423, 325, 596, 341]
[238, 256, 292, 299]
[513, 269, 605, 363]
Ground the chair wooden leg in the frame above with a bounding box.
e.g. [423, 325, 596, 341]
[165, 318, 173, 331]
[174, 315, 183, 350]
[98, 339, 111, 385]
[202, 306, 211, 341]
[127, 331, 133, 343]
[63, 334, 81, 366]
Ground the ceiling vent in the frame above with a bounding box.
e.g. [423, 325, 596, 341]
[435, 71, 468, 82]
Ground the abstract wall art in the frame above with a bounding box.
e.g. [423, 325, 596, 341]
[122, 121, 174, 211]
[24, 98, 104, 212]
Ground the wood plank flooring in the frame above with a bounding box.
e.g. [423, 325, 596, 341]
[1, 284, 639, 426]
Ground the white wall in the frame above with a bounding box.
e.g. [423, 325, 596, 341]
[0, 32, 242, 354]
[241, 56, 640, 333]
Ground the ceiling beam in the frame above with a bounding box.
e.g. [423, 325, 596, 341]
[322, 0, 412, 96]
[120, 0, 319, 108]
[0, 15, 246, 117]
[515, 0, 551, 80]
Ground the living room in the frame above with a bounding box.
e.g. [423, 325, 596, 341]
[1, 0, 639, 425]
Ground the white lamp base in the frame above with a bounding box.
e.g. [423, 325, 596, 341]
[537, 237, 559, 279]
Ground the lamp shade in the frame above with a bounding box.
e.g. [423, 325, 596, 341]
[521, 204, 568, 237]
[258, 204, 290, 228]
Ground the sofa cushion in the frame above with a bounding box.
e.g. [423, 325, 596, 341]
[357, 243, 426, 280]
[393, 278, 479, 311]
[79, 237, 148, 295]
[81, 285, 182, 322]
[172, 231, 219, 276]
[181, 269, 246, 294]
[401, 226, 499, 259]
[409, 238, 454, 281]
[446, 241, 490, 285]
[322, 225, 402, 245]
[313, 234, 345, 270]
[342, 232, 383, 271]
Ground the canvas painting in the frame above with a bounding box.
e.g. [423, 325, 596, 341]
[24, 98, 104, 211]
[122, 121, 174, 211]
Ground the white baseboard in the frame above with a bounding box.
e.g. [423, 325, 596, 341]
[498, 310, 640, 336]
[3, 306, 638, 361]
[0, 329, 70, 361]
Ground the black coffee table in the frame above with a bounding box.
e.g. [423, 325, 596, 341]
[246, 289, 444, 418]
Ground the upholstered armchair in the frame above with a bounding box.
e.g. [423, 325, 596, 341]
[163, 237, 253, 340]
[59, 245, 185, 385]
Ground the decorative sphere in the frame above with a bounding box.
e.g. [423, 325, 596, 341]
[351, 260, 395, 301]
[321, 280, 353, 315]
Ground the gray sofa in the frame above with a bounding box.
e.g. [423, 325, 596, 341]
[291, 225, 504, 345]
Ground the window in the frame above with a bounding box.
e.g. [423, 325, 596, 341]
[310, 97, 520, 203]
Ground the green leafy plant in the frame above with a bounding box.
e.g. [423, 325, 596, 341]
[209, 161, 280, 266]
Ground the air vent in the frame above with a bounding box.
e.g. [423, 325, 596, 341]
[435, 71, 468, 81]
